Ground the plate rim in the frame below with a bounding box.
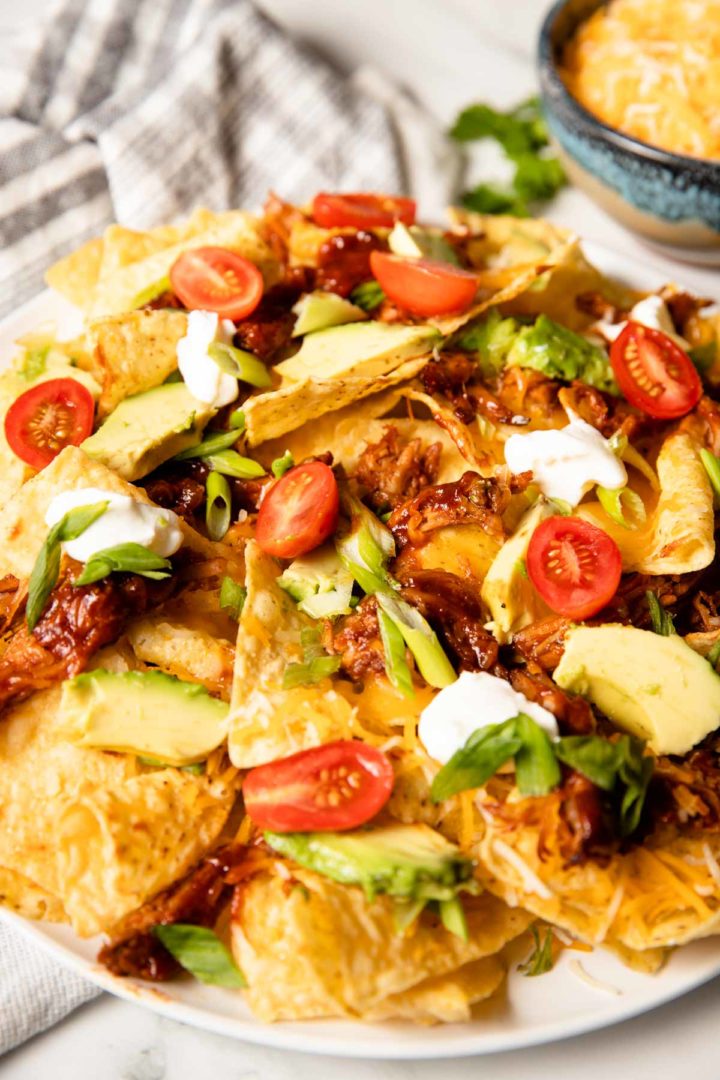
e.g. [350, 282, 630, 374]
[2, 239, 719, 1058]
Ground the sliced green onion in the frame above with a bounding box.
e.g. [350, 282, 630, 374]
[375, 593, 456, 689]
[377, 606, 414, 698]
[271, 450, 295, 478]
[282, 654, 342, 689]
[229, 408, 246, 431]
[597, 485, 646, 529]
[21, 345, 49, 381]
[700, 449, 720, 503]
[207, 342, 272, 388]
[174, 427, 243, 461]
[438, 896, 468, 942]
[153, 924, 246, 988]
[204, 449, 265, 478]
[27, 501, 109, 630]
[646, 591, 675, 636]
[336, 494, 398, 596]
[350, 280, 385, 312]
[219, 575, 247, 620]
[73, 543, 172, 585]
[393, 897, 428, 935]
[206, 471, 232, 541]
[519, 925, 555, 977]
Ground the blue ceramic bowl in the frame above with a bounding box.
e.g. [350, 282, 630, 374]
[538, 0, 720, 265]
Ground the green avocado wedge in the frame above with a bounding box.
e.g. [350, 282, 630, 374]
[81, 382, 215, 481]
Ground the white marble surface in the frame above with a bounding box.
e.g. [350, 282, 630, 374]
[2, 0, 720, 1076]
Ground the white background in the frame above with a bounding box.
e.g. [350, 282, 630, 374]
[2, 0, 720, 1077]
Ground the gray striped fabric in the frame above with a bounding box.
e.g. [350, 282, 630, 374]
[0, 0, 405, 318]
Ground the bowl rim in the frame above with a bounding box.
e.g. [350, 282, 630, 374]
[538, 0, 720, 176]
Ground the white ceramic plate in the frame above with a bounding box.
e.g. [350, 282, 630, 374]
[2, 242, 719, 1059]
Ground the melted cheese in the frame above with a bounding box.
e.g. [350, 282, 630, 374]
[560, 0, 720, 161]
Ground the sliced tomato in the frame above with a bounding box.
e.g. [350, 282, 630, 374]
[4, 378, 95, 470]
[312, 192, 416, 230]
[169, 246, 263, 320]
[256, 461, 339, 558]
[610, 322, 702, 419]
[243, 740, 394, 832]
[527, 515, 622, 621]
[369, 251, 477, 317]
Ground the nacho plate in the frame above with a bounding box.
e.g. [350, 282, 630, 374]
[3, 240, 720, 1058]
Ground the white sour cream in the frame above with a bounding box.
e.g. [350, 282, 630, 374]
[504, 416, 627, 506]
[45, 487, 183, 564]
[594, 295, 689, 349]
[418, 670, 558, 765]
[176, 310, 239, 408]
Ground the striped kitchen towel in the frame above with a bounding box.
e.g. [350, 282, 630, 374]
[0, 0, 459, 320]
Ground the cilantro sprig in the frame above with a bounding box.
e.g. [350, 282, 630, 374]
[431, 715, 653, 839]
[450, 97, 566, 217]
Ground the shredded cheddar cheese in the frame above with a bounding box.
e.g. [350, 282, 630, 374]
[560, 0, 720, 160]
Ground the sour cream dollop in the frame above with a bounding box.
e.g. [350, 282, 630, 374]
[419, 671, 558, 765]
[45, 487, 183, 563]
[176, 310, 239, 408]
[504, 417, 627, 506]
[595, 295, 690, 349]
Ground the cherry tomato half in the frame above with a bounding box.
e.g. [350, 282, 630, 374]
[527, 515, 622, 621]
[169, 246, 264, 320]
[243, 740, 394, 832]
[369, 251, 478, 317]
[312, 192, 416, 230]
[5, 377, 95, 470]
[610, 322, 702, 420]
[256, 461, 339, 559]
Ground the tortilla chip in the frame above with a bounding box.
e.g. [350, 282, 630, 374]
[0, 867, 66, 922]
[0, 445, 218, 581]
[244, 357, 428, 447]
[126, 617, 234, 699]
[0, 679, 237, 936]
[87, 309, 187, 418]
[475, 803, 720, 952]
[90, 211, 281, 317]
[45, 237, 105, 310]
[579, 433, 715, 574]
[227, 541, 355, 767]
[231, 865, 531, 1021]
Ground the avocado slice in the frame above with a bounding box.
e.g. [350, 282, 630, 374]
[482, 499, 555, 643]
[275, 321, 441, 382]
[291, 291, 367, 337]
[388, 222, 460, 265]
[59, 668, 228, 765]
[264, 824, 474, 901]
[81, 382, 215, 481]
[554, 625, 720, 755]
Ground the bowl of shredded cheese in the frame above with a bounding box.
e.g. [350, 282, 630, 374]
[538, 0, 720, 264]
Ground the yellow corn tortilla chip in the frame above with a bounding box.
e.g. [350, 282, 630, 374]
[126, 616, 234, 700]
[227, 541, 355, 767]
[475, 804, 720, 952]
[0, 866, 67, 922]
[0, 445, 218, 581]
[87, 308, 188, 418]
[231, 865, 531, 1021]
[579, 433, 715, 574]
[45, 237, 105, 310]
[90, 211, 282, 318]
[243, 356, 428, 447]
[0, 677, 237, 937]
